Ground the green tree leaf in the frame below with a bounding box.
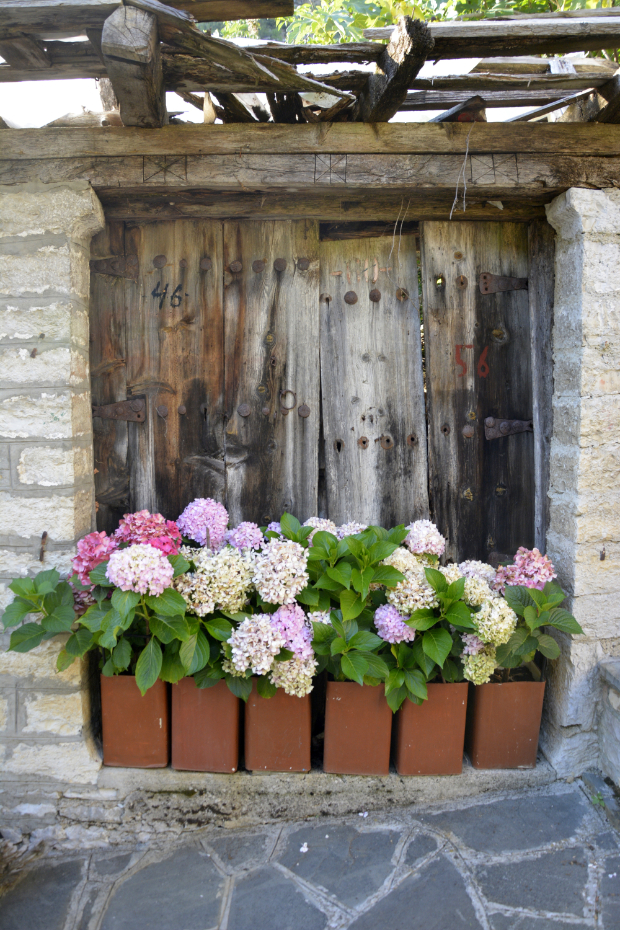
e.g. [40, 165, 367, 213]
[315, 573, 342, 592]
[542, 582, 565, 608]
[411, 638, 436, 677]
[112, 637, 132, 671]
[358, 652, 389, 680]
[296, 586, 320, 607]
[536, 632, 561, 660]
[9, 577, 36, 599]
[41, 605, 75, 634]
[368, 541, 398, 564]
[495, 643, 523, 669]
[444, 601, 474, 629]
[442, 658, 463, 683]
[194, 666, 224, 689]
[56, 649, 76, 672]
[546, 608, 584, 635]
[311, 621, 334, 644]
[111, 588, 141, 619]
[503, 585, 534, 616]
[424, 568, 448, 594]
[446, 577, 465, 600]
[340, 589, 365, 621]
[9, 622, 45, 652]
[34, 568, 61, 595]
[88, 561, 113, 587]
[385, 668, 406, 695]
[341, 652, 368, 685]
[256, 675, 278, 698]
[404, 668, 428, 701]
[371, 565, 405, 587]
[330, 636, 347, 656]
[168, 553, 191, 578]
[149, 614, 191, 644]
[79, 605, 109, 633]
[145, 588, 187, 617]
[407, 608, 438, 631]
[351, 566, 374, 600]
[226, 675, 253, 702]
[345, 536, 366, 564]
[159, 645, 186, 684]
[311, 530, 338, 551]
[515, 634, 541, 656]
[280, 512, 301, 539]
[422, 628, 452, 668]
[386, 684, 407, 712]
[2, 598, 34, 629]
[205, 617, 234, 641]
[135, 638, 163, 695]
[65, 628, 94, 657]
[180, 630, 210, 674]
[327, 563, 352, 589]
[349, 631, 383, 652]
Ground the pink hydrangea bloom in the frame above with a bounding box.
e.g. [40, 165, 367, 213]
[404, 520, 446, 557]
[336, 522, 367, 540]
[72, 531, 119, 585]
[177, 498, 228, 549]
[225, 522, 264, 552]
[114, 510, 181, 555]
[105, 544, 174, 596]
[494, 547, 556, 594]
[271, 603, 313, 659]
[461, 633, 485, 656]
[374, 604, 416, 644]
[266, 522, 282, 535]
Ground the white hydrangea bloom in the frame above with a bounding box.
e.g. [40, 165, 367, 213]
[336, 522, 367, 540]
[382, 547, 426, 575]
[440, 563, 463, 585]
[463, 577, 495, 608]
[228, 615, 285, 675]
[269, 655, 318, 697]
[474, 597, 518, 646]
[303, 517, 338, 542]
[174, 545, 254, 616]
[253, 538, 309, 604]
[308, 610, 332, 626]
[462, 645, 497, 685]
[458, 559, 497, 587]
[382, 548, 437, 614]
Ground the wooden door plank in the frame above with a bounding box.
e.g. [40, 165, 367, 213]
[123, 219, 225, 519]
[319, 234, 428, 527]
[90, 221, 130, 532]
[223, 220, 320, 526]
[421, 222, 533, 562]
[528, 219, 555, 552]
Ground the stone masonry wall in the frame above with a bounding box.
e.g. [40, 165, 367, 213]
[0, 182, 104, 786]
[542, 188, 620, 779]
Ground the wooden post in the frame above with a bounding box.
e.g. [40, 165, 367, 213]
[101, 6, 166, 128]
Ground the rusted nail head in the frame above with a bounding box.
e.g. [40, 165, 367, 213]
[153, 254, 167, 268]
[200, 257, 212, 271]
[179, 258, 187, 268]
[456, 275, 468, 289]
[369, 289, 381, 303]
[129, 400, 143, 412]
[380, 435, 394, 450]
[358, 436, 369, 448]
[454, 251, 464, 260]
[261, 406, 270, 416]
[485, 417, 496, 427]
[281, 408, 289, 416]
[238, 403, 251, 417]
[500, 421, 511, 434]
[406, 433, 417, 446]
[156, 404, 168, 418]
[462, 425, 475, 438]
[252, 260, 265, 273]
[344, 291, 358, 305]
[297, 258, 310, 271]
[229, 260, 242, 274]
[396, 288, 409, 301]
[274, 258, 287, 273]
[178, 404, 186, 415]
[298, 404, 311, 418]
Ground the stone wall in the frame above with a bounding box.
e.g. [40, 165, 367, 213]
[0, 182, 104, 786]
[542, 188, 620, 779]
[599, 659, 620, 785]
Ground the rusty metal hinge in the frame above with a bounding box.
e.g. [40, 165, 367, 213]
[479, 273, 528, 294]
[92, 399, 146, 422]
[90, 256, 139, 280]
[485, 417, 533, 440]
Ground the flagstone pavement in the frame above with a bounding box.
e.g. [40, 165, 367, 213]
[1, 781, 619, 930]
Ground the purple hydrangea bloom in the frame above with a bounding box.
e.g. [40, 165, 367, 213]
[271, 603, 313, 659]
[225, 521, 264, 552]
[266, 522, 282, 535]
[177, 498, 228, 549]
[374, 604, 416, 644]
[461, 633, 485, 656]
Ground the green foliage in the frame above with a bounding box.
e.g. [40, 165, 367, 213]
[497, 581, 582, 669]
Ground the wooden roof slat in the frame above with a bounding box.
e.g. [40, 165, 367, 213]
[364, 16, 620, 59]
[0, 32, 51, 69]
[509, 88, 596, 122]
[471, 56, 618, 75]
[402, 88, 587, 110]
[166, 1, 294, 21]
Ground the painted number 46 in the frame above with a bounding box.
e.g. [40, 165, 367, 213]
[455, 344, 489, 379]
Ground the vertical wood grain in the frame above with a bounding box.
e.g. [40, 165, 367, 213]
[421, 222, 533, 562]
[528, 219, 555, 553]
[319, 235, 428, 527]
[223, 220, 320, 525]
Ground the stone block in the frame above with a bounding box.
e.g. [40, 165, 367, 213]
[572, 594, 620, 640]
[0, 346, 87, 387]
[0, 391, 91, 440]
[2, 740, 101, 784]
[0, 488, 93, 542]
[543, 638, 603, 731]
[0, 637, 80, 686]
[0, 183, 104, 242]
[21, 691, 83, 737]
[0, 299, 88, 346]
[0, 546, 76, 578]
[0, 689, 12, 732]
[15, 444, 92, 488]
[546, 187, 620, 239]
[0, 441, 10, 488]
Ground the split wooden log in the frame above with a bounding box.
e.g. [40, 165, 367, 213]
[101, 5, 167, 128]
[352, 17, 434, 122]
[0, 32, 50, 69]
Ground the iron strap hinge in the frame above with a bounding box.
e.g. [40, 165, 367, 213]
[479, 273, 528, 294]
[485, 417, 533, 440]
[92, 399, 146, 422]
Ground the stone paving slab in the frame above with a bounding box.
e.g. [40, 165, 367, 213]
[1, 781, 619, 930]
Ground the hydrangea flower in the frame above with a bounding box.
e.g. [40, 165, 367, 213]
[106, 544, 174, 596]
[266, 522, 282, 535]
[336, 522, 367, 540]
[473, 597, 518, 646]
[382, 547, 425, 575]
[462, 645, 497, 685]
[308, 610, 332, 626]
[253, 538, 309, 604]
[72, 531, 118, 585]
[404, 520, 446, 557]
[177, 498, 228, 549]
[225, 521, 264, 552]
[494, 547, 556, 594]
[382, 547, 437, 614]
[303, 517, 338, 542]
[114, 510, 181, 555]
[271, 603, 313, 659]
[174, 545, 253, 616]
[463, 577, 495, 608]
[269, 655, 317, 697]
[459, 560, 497, 587]
[374, 604, 416, 644]
[227, 615, 285, 675]
[70, 582, 97, 617]
[440, 563, 463, 585]
[461, 633, 486, 656]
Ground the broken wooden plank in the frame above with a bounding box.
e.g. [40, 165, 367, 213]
[167, 0, 292, 20]
[365, 16, 620, 59]
[471, 55, 618, 76]
[508, 88, 597, 122]
[430, 95, 486, 123]
[0, 1, 119, 39]
[0, 32, 50, 69]
[213, 92, 257, 122]
[402, 89, 580, 110]
[102, 5, 167, 128]
[243, 40, 384, 65]
[352, 17, 434, 122]
[594, 75, 620, 124]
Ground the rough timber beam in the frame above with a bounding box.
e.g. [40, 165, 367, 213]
[594, 76, 620, 124]
[352, 17, 434, 122]
[102, 5, 166, 128]
[167, 1, 293, 20]
[0, 32, 51, 69]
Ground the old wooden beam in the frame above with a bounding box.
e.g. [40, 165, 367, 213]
[352, 17, 434, 122]
[402, 89, 580, 110]
[102, 6, 167, 128]
[266, 92, 304, 123]
[594, 75, 620, 124]
[364, 16, 620, 59]
[166, 1, 293, 19]
[213, 92, 257, 123]
[0, 40, 105, 82]
[509, 88, 596, 122]
[0, 1, 119, 39]
[430, 95, 487, 123]
[243, 41, 384, 66]
[471, 56, 617, 76]
[0, 32, 51, 69]
[5, 123, 620, 159]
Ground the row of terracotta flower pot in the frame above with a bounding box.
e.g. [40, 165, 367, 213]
[101, 675, 546, 774]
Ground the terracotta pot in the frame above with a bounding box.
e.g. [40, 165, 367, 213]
[171, 678, 239, 773]
[465, 680, 546, 769]
[394, 682, 469, 776]
[100, 675, 169, 768]
[244, 682, 311, 772]
[323, 682, 392, 775]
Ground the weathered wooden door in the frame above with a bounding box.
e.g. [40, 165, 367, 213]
[319, 234, 428, 526]
[421, 222, 534, 562]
